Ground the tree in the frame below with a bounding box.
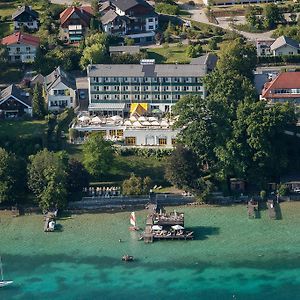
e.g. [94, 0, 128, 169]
[122, 173, 143, 196]
[216, 38, 257, 80]
[165, 144, 202, 190]
[124, 37, 135, 46]
[263, 3, 283, 30]
[85, 32, 109, 47]
[83, 133, 115, 178]
[27, 149, 68, 210]
[246, 6, 259, 28]
[208, 37, 218, 50]
[0, 148, 24, 204]
[32, 83, 46, 118]
[80, 43, 107, 69]
[0, 45, 8, 66]
[186, 45, 197, 58]
[66, 159, 90, 201]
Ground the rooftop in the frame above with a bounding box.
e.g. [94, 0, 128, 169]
[1, 32, 40, 47]
[87, 58, 210, 77]
[262, 72, 300, 99]
[12, 5, 39, 20]
[270, 36, 300, 51]
[0, 84, 32, 107]
[60, 6, 94, 26]
[111, 0, 152, 12]
[109, 45, 140, 54]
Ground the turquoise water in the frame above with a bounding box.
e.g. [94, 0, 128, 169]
[1, 203, 300, 299]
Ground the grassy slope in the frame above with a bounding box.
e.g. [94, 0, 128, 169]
[0, 120, 46, 138]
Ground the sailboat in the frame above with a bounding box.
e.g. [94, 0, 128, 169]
[129, 212, 139, 231]
[0, 257, 13, 288]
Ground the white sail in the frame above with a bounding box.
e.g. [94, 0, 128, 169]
[130, 212, 136, 227]
[0, 256, 13, 288]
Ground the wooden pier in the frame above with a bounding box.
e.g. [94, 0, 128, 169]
[142, 206, 193, 243]
[247, 200, 258, 219]
[267, 200, 277, 219]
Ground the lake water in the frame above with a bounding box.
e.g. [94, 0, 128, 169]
[1, 202, 300, 300]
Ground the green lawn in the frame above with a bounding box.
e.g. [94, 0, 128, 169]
[0, 66, 23, 84]
[147, 44, 190, 64]
[0, 22, 13, 38]
[0, 120, 46, 138]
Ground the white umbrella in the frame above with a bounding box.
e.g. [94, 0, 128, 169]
[169, 121, 175, 126]
[130, 115, 137, 121]
[138, 116, 147, 122]
[160, 120, 169, 127]
[133, 121, 142, 127]
[148, 117, 157, 122]
[171, 225, 184, 230]
[151, 121, 160, 126]
[141, 121, 151, 126]
[91, 116, 101, 123]
[78, 116, 90, 122]
[152, 225, 163, 231]
[124, 120, 132, 126]
[110, 115, 122, 121]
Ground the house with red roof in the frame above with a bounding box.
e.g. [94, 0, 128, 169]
[59, 6, 94, 43]
[261, 72, 300, 104]
[1, 32, 40, 63]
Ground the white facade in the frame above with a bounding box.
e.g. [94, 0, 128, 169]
[273, 45, 300, 56]
[13, 20, 38, 30]
[74, 123, 178, 147]
[145, 16, 158, 31]
[47, 82, 76, 111]
[7, 43, 37, 63]
[256, 39, 274, 57]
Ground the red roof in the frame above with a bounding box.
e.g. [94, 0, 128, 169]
[1, 32, 40, 47]
[60, 6, 94, 26]
[262, 72, 300, 99]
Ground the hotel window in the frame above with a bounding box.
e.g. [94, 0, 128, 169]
[116, 130, 123, 137]
[148, 18, 153, 22]
[26, 47, 30, 52]
[125, 137, 136, 145]
[109, 130, 116, 136]
[171, 138, 176, 145]
[158, 138, 167, 145]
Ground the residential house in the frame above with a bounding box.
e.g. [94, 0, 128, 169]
[1, 32, 40, 63]
[100, 0, 158, 43]
[59, 6, 94, 43]
[270, 36, 300, 56]
[261, 72, 300, 105]
[0, 84, 32, 118]
[87, 54, 216, 116]
[12, 5, 39, 31]
[44, 67, 77, 111]
[256, 38, 275, 57]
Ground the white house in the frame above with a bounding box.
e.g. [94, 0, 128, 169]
[270, 36, 300, 56]
[44, 67, 77, 111]
[1, 32, 40, 63]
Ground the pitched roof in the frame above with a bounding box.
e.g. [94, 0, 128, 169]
[0, 84, 32, 107]
[12, 5, 39, 20]
[60, 6, 94, 26]
[111, 0, 152, 12]
[99, 1, 111, 12]
[270, 36, 300, 51]
[100, 9, 119, 24]
[1, 32, 40, 47]
[191, 53, 218, 71]
[88, 62, 208, 77]
[262, 72, 300, 99]
[45, 67, 76, 91]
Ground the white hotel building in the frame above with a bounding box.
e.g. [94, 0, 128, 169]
[87, 54, 217, 116]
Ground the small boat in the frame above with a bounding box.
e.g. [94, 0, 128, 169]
[122, 255, 134, 262]
[0, 257, 13, 288]
[128, 212, 140, 231]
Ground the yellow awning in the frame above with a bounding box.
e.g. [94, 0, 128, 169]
[130, 103, 148, 116]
